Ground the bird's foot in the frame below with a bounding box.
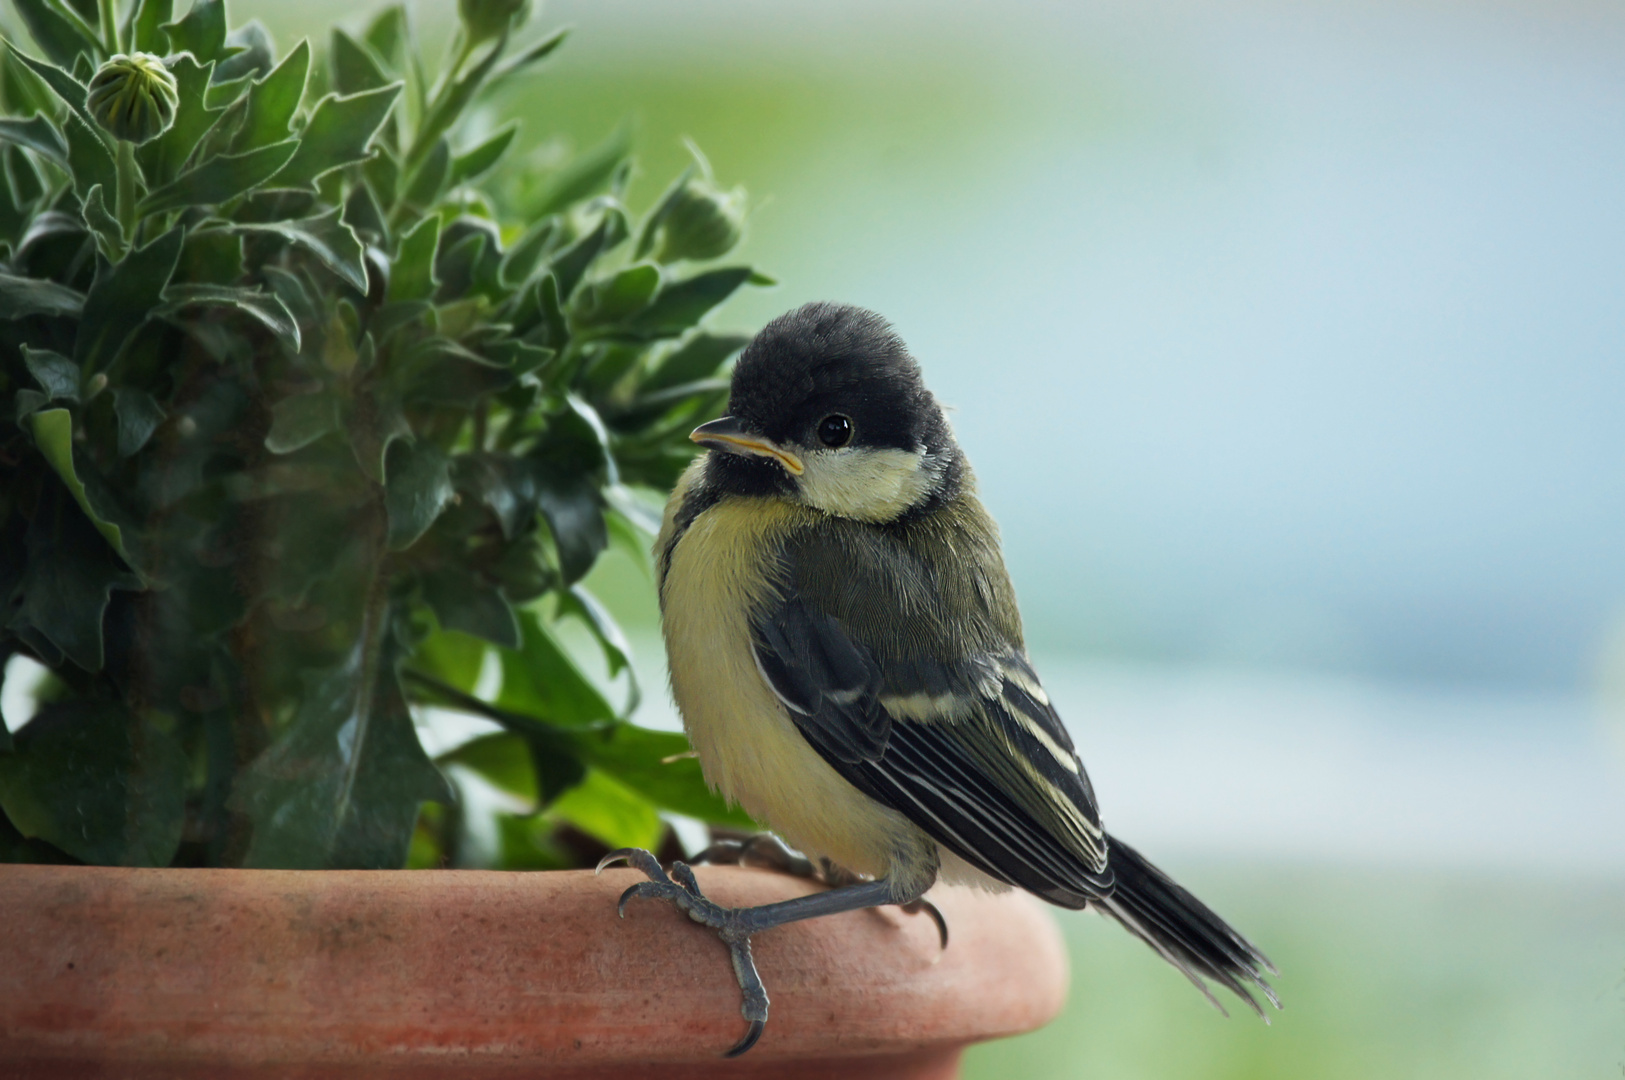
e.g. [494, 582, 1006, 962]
[596, 847, 771, 1057]
[694, 834, 948, 948]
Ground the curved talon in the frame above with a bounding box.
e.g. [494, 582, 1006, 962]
[617, 881, 668, 918]
[899, 897, 950, 949]
[596, 847, 661, 876]
[723, 1019, 766, 1058]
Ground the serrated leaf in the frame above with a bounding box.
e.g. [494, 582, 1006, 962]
[0, 114, 67, 169]
[160, 283, 300, 352]
[277, 83, 401, 188]
[449, 122, 516, 186]
[62, 112, 115, 199]
[113, 387, 166, 456]
[527, 399, 609, 583]
[264, 391, 339, 454]
[129, 0, 174, 53]
[22, 345, 79, 400]
[4, 45, 95, 131]
[234, 639, 453, 869]
[79, 183, 123, 257]
[0, 270, 83, 319]
[216, 20, 276, 83]
[226, 209, 368, 293]
[572, 262, 661, 330]
[384, 438, 453, 550]
[0, 700, 186, 866]
[74, 224, 183, 373]
[138, 138, 298, 215]
[387, 212, 439, 302]
[6, 475, 139, 672]
[135, 55, 219, 188]
[331, 28, 390, 95]
[421, 566, 519, 649]
[161, 0, 227, 63]
[234, 39, 309, 152]
[9, 0, 101, 70]
[630, 267, 754, 338]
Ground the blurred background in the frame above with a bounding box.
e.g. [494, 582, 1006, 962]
[178, 0, 1625, 1073]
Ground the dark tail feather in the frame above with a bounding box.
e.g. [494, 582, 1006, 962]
[1097, 833, 1281, 1019]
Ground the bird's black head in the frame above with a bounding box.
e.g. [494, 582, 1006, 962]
[691, 302, 962, 522]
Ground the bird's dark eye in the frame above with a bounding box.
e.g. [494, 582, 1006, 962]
[817, 414, 853, 448]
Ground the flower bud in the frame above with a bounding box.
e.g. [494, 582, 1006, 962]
[85, 53, 178, 145]
[654, 177, 746, 263]
[457, 0, 532, 47]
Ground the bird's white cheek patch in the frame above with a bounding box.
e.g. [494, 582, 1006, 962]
[795, 447, 939, 522]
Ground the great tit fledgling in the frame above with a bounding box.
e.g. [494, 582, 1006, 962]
[599, 302, 1278, 1056]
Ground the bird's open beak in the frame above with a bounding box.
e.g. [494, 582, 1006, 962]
[690, 416, 805, 475]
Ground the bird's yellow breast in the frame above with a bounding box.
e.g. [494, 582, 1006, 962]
[656, 463, 929, 881]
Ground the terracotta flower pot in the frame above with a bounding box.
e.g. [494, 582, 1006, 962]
[0, 864, 1067, 1078]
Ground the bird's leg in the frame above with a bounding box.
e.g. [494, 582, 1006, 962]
[597, 847, 923, 1057]
[693, 833, 949, 947]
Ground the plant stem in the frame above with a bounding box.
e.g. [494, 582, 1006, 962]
[100, 0, 121, 54]
[114, 139, 137, 247]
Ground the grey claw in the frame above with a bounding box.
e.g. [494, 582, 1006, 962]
[723, 1019, 766, 1058]
[596, 847, 668, 879]
[900, 898, 949, 949]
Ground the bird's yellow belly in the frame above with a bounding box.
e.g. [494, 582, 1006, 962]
[660, 496, 925, 880]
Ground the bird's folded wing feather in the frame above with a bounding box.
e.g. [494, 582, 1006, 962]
[751, 519, 1113, 902]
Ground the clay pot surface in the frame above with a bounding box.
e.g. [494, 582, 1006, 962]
[0, 864, 1068, 1078]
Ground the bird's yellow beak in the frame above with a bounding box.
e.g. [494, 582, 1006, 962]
[690, 416, 805, 475]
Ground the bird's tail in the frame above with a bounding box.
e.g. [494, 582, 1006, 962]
[1097, 833, 1281, 1018]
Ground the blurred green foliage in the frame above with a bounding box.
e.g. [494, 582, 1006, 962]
[0, 0, 763, 870]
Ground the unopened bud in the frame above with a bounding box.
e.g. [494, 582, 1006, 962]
[86, 53, 178, 145]
[457, 0, 531, 47]
[655, 177, 746, 263]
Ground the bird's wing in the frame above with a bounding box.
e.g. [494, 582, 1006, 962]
[751, 518, 1112, 903]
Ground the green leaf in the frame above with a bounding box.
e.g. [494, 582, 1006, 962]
[0, 270, 84, 319]
[177, 225, 243, 283]
[439, 732, 542, 803]
[216, 20, 276, 83]
[161, 0, 227, 63]
[330, 28, 390, 95]
[276, 83, 401, 188]
[129, 0, 174, 54]
[573, 262, 661, 328]
[160, 283, 300, 353]
[573, 724, 754, 828]
[62, 112, 115, 198]
[644, 332, 749, 392]
[113, 387, 166, 456]
[387, 212, 439, 302]
[630, 267, 754, 338]
[449, 122, 516, 186]
[137, 138, 298, 215]
[264, 391, 339, 454]
[74, 224, 183, 373]
[233, 39, 309, 152]
[0, 114, 68, 169]
[412, 627, 486, 694]
[22, 345, 80, 400]
[421, 566, 519, 649]
[226, 210, 368, 293]
[400, 135, 448, 210]
[5, 45, 95, 130]
[549, 768, 664, 851]
[31, 408, 134, 563]
[79, 184, 123, 257]
[363, 5, 412, 73]
[549, 206, 625, 301]
[485, 26, 568, 93]
[0, 700, 186, 866]
[498, 216, 556, 285]
[9, 0, 101, 70]
[135, 55, 219, 188]
[527, 399, 609, 583]
[384, 437, 453, 550]
[234, 640, 453, 869]
[556, 584, 638, 714]
[497, 609, 616, 728]
[6, 475, 139, 672]
[346, 379, 411, 482]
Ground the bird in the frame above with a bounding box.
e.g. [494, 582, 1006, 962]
[597, 301, 1279, 1056]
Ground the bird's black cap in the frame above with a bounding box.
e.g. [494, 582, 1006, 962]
[728, 302, 954, 457]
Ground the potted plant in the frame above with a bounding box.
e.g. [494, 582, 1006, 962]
[0, 0, 1068, 1072]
